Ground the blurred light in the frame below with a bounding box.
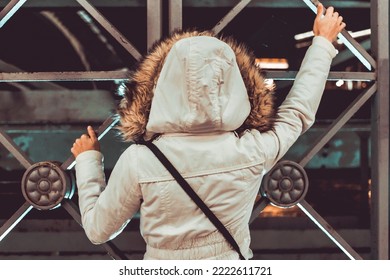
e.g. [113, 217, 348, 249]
[368, 178, 372, 207]
[294, 31, 314, 41]
[337, 29, 371, 44]
[264, 79, 274, 86]
[256, 58, 289, 69]
[336, 79, 345, 87]
[347, 80, 354, 91]
[116, 82, 127, 96]
[259, 204, 301, 218]
[296, 29, 371, 43]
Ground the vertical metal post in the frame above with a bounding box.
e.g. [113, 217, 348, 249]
[169, 0, 182, 32]
[147, 0, 162, 50]
[370, 0, 389, 260]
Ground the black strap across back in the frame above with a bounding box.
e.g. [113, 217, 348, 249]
[141, 140, 245, 260]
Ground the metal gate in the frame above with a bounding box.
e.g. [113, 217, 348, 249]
[0, 0, 388, 260]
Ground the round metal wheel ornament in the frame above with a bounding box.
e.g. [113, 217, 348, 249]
[21, 161, 75, 210]
[261, 160, 308, 208]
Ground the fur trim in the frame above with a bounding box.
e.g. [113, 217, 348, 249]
[117, 30, 275, 142]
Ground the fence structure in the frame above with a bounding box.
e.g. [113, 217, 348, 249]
[0, 0, 388, 260]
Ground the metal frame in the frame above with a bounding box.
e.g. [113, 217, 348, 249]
[0, 1, 373, 9]
[303, 0, 375, 70]
[0, 0, 388, 260]
[250, 0, 388, 260]
[370, 0, 389, 260]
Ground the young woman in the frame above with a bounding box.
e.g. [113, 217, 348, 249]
[71, 4, 345, 260]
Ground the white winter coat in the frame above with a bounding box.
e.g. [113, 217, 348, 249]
[75, 35, 337, 259]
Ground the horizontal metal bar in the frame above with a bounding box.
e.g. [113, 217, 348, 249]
[298, 83, 377, 167]
[0, 70, 130, 82]
[0, 127, 33, 169]
[298, 200, 363, 260]
[184, 0, 371, 8]
[0, 0, 26, 28]
[61, 115, 119, 170]
[0, 70, 374, 83]
[264, 71, 376, 81]
[75, 0, 142, 61]
[0, 0, 371, 8]
[212, 0, 251, 35]
[62, 200, 128, 260]
[0, 90, 116, 127]
[0, 59, 67, 90]
[0, 201, 33, 242]
[249, 196, 269, 224]
[1, 121, 372, 134]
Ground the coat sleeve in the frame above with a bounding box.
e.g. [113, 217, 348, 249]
[255, 36, 338, 171]
[75, 146, 142, 244]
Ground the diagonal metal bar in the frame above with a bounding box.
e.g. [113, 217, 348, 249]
[61, 115, 119, 170]
[303, 0, 376, 70]
[298, 200, 363, 260]
[0, 70, 374, 83]
[0, 70, 130, 83]
[298, 83, 377, 167]
[62, 200, 128, 260]
[249, 196, 269, 224]
[331, 39, 371, 67]
[338, 31, 376, 71]
[212, 0, 251, 35]
[0, 127, 33, 169]
[0, 201, 33, 242]
[264, 71, 375, 81]
[75, 0, 142, 61]
[0, 0, 26, 28]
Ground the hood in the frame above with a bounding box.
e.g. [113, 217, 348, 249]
[118, 30, 275, 142]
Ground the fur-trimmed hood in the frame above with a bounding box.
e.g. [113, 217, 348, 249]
[118, 30, 275, 142]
